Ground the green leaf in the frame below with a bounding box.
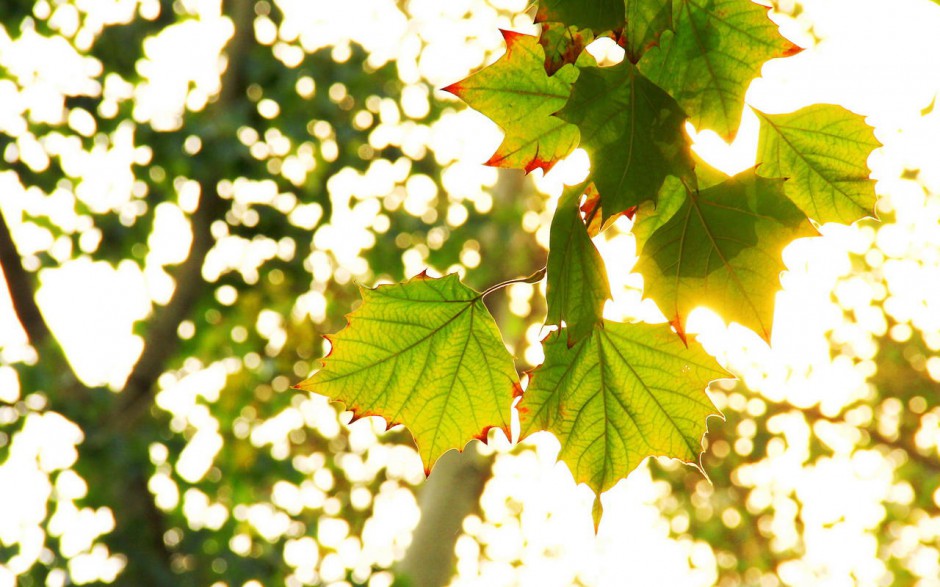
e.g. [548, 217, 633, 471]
[635, 169, 817, 341]
[639, 0, 798, 138]
[536, 0, 625, 34]
[538, 22, 595, 76]
[295, 273, 518, 473]
[755, 105, 880, 224]
[624, 0, 673, 63]
[443, 30, 580, 174]
[546, 182, 612, 346]
[557, 60, 693, 220]
[519, 321, 725, 496]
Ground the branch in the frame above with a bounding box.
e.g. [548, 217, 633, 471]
[112, 0, 255, 426]
[113, 187, 225, 424]
[0, 207, 53, 347]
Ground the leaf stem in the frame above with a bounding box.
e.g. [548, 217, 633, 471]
[479, 266, 547, 298]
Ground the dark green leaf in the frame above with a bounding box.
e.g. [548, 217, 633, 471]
[536, 0, 626, 34]
[557, 60, 694, 220]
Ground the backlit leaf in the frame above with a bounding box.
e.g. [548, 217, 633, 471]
[635, 169, 817, 341]
[536, 0, 626, 34]
[557, 60, 693, 220]
[443, 30, 580, 174]
[755, 105, 880, 224]
[639, 0, 798, 138]
[546, 182, 611, 346]
[519, 321, 725, 496]
[295, 273, 518, 473]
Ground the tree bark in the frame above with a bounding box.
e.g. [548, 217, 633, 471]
[397, 448, 493, 587]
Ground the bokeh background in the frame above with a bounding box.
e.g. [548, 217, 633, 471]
[2, 0, 940, 585]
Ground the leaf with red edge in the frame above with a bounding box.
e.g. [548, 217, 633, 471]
[295, 273, 519, 473]
[443, 30, 580, 174]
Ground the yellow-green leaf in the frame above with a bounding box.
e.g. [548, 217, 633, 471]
[635, 169, 817, 341]
[519, 321, 725, 496]
[755, 105, 880, 224]
[443, 30, 579, 174]
[639, 0, 799, 138]
[546, 182, 611, 346]
[295, 273, 518, 473]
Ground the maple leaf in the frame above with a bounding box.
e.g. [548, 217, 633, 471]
[442, 30, 580, 174]
[295, 273, 518, 473]
[557, 60, 693, 221]
[639, 0, 800, 139]
[635, 169, 817, 341]
[546, 181, 611, 347]
[519, 321, 725, 498]
[755, 105, 881, 224]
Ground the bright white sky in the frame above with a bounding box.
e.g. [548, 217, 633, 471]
[3, 0, 940, 585]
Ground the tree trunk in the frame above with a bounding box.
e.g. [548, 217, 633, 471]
[396, 448, 492, 587]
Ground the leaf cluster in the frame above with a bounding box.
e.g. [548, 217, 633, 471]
[299, 0, 880, 523]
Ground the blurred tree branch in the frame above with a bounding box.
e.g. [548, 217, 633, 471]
[112, 0, 253, 429]
[0, 208, 54, 347]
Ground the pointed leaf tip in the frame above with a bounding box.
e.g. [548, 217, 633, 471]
[592, 497, 603, 534]
[782, 41, 803, 57]
[499, 28, 527, 50]
[440, 82, 463, 97]
[670, 316, 688, 347]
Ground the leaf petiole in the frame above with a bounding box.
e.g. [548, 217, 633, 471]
[479, 266, 547, 298]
